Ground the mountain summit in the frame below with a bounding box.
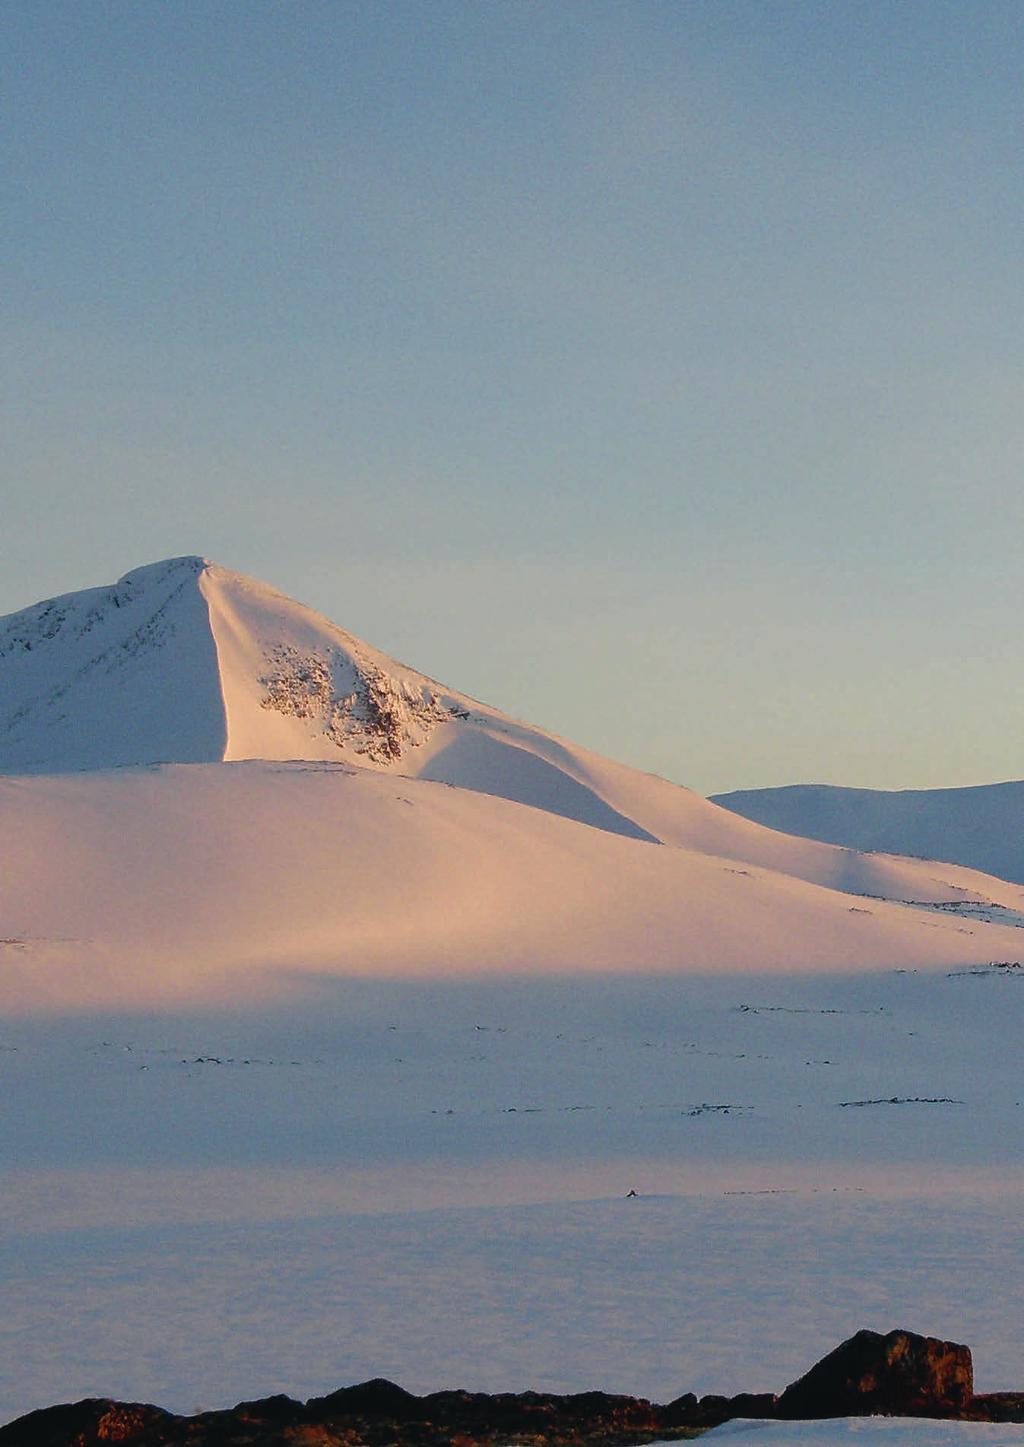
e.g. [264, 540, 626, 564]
[0, 555, 473, 774]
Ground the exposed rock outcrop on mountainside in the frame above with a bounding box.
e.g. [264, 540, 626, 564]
[4, 1330, 1024, 1446]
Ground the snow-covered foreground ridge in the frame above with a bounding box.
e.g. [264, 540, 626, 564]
[3, 556, 1024, 1009]
[704, 1422, 1024, 1444]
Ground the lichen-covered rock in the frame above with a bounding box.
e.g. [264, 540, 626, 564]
[0, 1398, 175, 1446]
[776, 1327, 973, 1419]
[0, 1384, 698, 1447]
[969, 1393, 1024, 1422]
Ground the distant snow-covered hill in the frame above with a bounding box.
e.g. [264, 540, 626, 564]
[712, 781, 1024, 886]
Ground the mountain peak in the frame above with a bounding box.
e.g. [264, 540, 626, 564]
[117, 553, 212, 580]
[0, 557, 472, 775]
[112, 553, 211, 601]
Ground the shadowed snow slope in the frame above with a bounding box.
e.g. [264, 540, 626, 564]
[3, 761, 1024, 1011]
[713, 782, 1024, 887]
[2, 557, 1021, 917]
[0, 557, 227, 769]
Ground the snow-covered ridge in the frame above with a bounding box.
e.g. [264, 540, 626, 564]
[705, 1422, 1024, 1444]
[198, 560, 475, 767]
[0, 555, 206, 662]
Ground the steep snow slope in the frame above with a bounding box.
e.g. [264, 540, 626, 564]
[2, 761, 1024, 1012]
[0, 558, 227, 769]
[2, 557, 1019, 912]
[713, 782, 1024, 887]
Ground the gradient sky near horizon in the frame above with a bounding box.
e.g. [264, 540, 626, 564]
[4, 1, 1022, 794]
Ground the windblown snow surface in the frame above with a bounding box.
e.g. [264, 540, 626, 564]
[4, 559, 1024, 1430]
[5, 761, 1024, 1011]
[713, 782, 1024, 887]
[703, 1422, 1024, 1444]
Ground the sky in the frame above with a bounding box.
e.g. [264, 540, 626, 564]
[4, 0, 1022, 795]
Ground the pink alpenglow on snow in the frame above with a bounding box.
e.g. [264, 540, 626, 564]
[2, 557, 1023, 1010]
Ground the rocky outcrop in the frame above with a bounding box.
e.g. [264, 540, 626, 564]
[776, 1327, 974, 1419]
[969, 1394, 1024, 1421]
[0, 1386, 696, 1447]
[258, 643, 460, 764]
[687, 1391, 779, 1427]
[1, 1328, 1016, 1446]
[0, 1399, 177, 1446]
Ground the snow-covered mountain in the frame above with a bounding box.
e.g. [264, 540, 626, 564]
[0, 554, 1015, 899]
[713, 781, 1024, 887]
[4, 556, 1024, 1009]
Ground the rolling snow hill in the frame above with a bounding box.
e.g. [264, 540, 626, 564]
[5, 760, 1024, 1011]
[712, 782, 1024, 887]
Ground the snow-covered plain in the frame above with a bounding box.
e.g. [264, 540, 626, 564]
[3, 559, 1024, 1430]
[4, 968, 1024, 1424]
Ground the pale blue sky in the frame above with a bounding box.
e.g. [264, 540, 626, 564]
[4, 1, 1022, 792]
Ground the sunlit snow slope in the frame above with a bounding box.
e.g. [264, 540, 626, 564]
[4, 761, 1024, 1011]
[713, 781, 1024, 887]
[2, 556, 1019, 914]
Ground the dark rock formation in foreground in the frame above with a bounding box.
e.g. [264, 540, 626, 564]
[4, 1329, 1023, 1446]
[0, 1383, 703, 1447]
[776, 1328, 974, 1420]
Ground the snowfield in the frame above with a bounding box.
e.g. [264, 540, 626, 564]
[4, 761, 1024, 1012]
[3, 558, 1024, 1429]
[3, 966, 1024, 1423]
